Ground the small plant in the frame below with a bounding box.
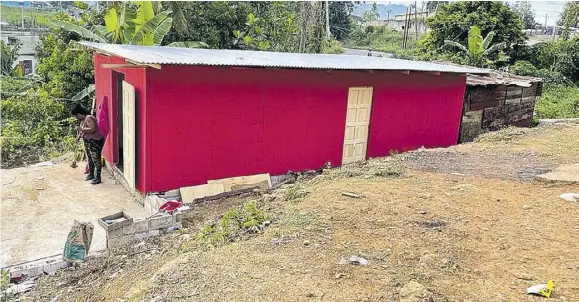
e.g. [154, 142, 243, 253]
[284, 185, 309, 202]
[197, 201, 270, 245]
[373, 166, 402, 177]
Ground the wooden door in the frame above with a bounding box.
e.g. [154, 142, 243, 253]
[122, 81, 136, 189]
[342, 87, 373, 164]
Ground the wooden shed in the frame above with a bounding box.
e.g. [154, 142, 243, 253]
[459, 72, 543, 142]
[80, 42, 488, 194]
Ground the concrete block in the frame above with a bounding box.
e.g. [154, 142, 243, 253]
[148, 213, 176, 230]
[7, 256, 71, 280]
[174, 212, 183, 223]
[123, 218, 149, 235]
[134, 230, 160, 241]
[107, 227, 124, 238]
[163, 189, 181, 199]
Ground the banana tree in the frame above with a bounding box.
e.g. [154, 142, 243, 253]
[52, 1, 173, 46]
[444, 26, 507, 67]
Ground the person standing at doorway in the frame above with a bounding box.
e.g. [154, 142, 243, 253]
[72, 104, 104, 184]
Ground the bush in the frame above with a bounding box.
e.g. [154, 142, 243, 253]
[510, 60, 573, 85]
[321, 39, 344, 54]
[535, 85, 579, 119]
[1, 89, 77, 167]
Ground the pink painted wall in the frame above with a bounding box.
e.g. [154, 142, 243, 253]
[93, 54, 150, 193]
[141, 65, 467, 192]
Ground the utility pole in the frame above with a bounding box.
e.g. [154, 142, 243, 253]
[403, 6, 410, 49]
[544, 13, 548, 34]
[20, 1, 24, 29]
[325, 1, 331, 40]
[414, 1, 418, 42]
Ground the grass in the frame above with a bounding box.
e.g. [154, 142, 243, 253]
[535, 84, 579, 119]
[344, 25, 423, 54]
[0, 5, 56, 28]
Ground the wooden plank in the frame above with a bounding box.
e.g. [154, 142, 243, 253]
[180, 183, 226, 203]
[186, 187, 259, 206]
[342, 192, 361, 198]
[208, 173, 271, 192]
[425, 71, 441, 76]
[102, 64, 148, 69]
[126, 59, 162, 70]
[398, 70, 410, 75]
[469, 99, 499, 110]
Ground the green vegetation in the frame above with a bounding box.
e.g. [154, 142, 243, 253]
[198, 201, 269, 245]
[421, 1, 525, 64]
[346, 24, 421, 54]
[0, 41, 20, 75]
[535, 85, 579, 119]
[0, 5, 56, 27]
[444, 26, 507, 68]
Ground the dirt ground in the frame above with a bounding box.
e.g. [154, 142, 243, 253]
[19, 123, 579, 302]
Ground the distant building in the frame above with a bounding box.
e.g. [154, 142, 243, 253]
[364, 10, 435, 35]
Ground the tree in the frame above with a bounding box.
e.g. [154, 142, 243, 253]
[444, 26, 506, 67]
[511, 1, 537, 29]
[52, 1, 174, 46]
[1, 41, 20, 76]
[329, 2, 354, 41]
[363, 3, 380, 23]
[162, 2, 253, 49]
[421, 2, 526, 60]
[559, 2, 579, 40]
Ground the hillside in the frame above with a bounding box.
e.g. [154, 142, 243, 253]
[20, 122, 579, 301]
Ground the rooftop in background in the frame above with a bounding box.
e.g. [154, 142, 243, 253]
[78, 42, 490, 75]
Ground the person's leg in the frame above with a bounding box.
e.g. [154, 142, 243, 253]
[90, 139, 104, 184]
[83, 140, 94, 181]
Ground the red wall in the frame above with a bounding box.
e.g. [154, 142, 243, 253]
[93, 54, 150, 192]
[142, 65, 466, 192]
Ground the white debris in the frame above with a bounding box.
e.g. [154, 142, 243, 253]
[560, 193, 579, 202]
[33, 161, 55, 167]
[5, 280, 36, 294]
[349, 255, 369, 265]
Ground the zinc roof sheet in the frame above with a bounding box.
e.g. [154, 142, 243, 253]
[79, 42, 489, 74]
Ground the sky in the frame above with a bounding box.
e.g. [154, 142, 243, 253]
[373, 1, 569, 26]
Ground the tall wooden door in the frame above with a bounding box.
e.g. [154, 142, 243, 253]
[122, 81, 136, 189]
[342, 87, 373, 164]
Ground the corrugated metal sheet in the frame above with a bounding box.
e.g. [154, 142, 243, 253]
[78, 42, 489, 74]
[467, 71, 542, 87]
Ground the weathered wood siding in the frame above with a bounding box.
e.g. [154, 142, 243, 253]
[459, 82, 542, 142]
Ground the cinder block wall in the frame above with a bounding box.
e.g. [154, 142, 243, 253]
[106, 213, 182, 249]
[459, 82, 542, 142]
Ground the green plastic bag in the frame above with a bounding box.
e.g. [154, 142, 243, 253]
[63, 221, 94, 263]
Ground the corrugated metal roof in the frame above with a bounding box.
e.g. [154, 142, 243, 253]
[466, 71, 542, 87]
[78, 42, 489, 74]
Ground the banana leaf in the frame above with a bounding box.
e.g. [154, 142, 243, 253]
[51, 20, 107, 43]
[167, 41, 209, 48]
[131, 10, 173, 45]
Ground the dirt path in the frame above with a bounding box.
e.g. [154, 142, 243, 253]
[1, 162, 146, 267]
[19, 124, 579, 302]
